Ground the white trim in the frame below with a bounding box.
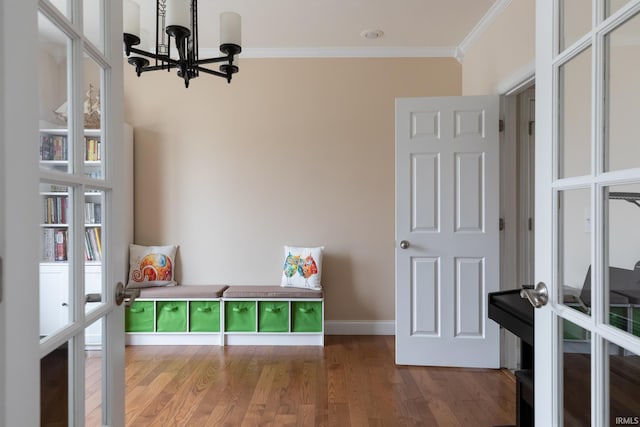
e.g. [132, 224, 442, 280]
[202, 46, 459, 59]
[495, 60, 536, 95]
[324, 320, 395, 335]
[457, 0, 513, 61]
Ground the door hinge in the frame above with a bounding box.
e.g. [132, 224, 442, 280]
[528, 120, 535, 136]
[528, 218, 533, 231]
[499, 119, 505, 133]
[499, 218, 505, 231]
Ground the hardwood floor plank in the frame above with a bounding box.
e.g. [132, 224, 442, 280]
[118, 336, 515, 426]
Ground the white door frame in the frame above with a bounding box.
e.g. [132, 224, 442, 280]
[1, 1, 41, 425]
[499, 78, 535, 370]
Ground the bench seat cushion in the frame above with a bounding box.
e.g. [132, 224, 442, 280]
[223, 285, 323, 299]
[138, 284, 228, 299]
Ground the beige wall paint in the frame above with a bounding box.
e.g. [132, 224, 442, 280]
[124, 57, 461, 321]
[462, 0, 535, 95]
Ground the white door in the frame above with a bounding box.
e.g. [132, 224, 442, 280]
[2, 1, 128, 425]
[535, 1, 640, 425]
[395, 95, 500, 368]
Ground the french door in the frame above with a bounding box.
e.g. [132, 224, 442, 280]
[535, 0, 640, 425]
[2, 0, 127, 425]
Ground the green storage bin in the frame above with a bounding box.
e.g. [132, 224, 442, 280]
[258, 301, 289, 332]
[156, 301, 187, 332]
[225, 301, 256, 332]
[562, 318, 587, 341]
[292, 301, 323, 332]
[125, 301, 154, 332]
[189, 301, 220, 332]
[609, 306, 629, 333]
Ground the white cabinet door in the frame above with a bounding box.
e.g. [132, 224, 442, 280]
[39, 264, 69, 336]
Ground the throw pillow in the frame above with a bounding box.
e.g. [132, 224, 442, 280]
[127, 244, 178, 288]
[281, 245, 323, 290]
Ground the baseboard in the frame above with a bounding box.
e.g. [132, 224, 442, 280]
[324, 321, 395, 335]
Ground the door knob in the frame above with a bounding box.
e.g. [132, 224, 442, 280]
[85, 293, 102, 303]
[520, 282, 549, 308]
[115, 282, 140, 307]
[399, 240, 410, 249]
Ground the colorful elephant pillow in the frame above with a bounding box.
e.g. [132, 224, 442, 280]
[127, 244, 178, 288]
[281, 245, 324, 290]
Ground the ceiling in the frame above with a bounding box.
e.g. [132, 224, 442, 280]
[131, 0, 500, 59]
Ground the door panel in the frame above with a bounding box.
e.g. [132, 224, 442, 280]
[396, 95, 500, 368]
[536, 1, 640, 425]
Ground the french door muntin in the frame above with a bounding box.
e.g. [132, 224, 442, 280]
[38, 0, 113, 424]
[545, 0, 640, 425]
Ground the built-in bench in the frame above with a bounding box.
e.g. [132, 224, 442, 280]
[124, 284, 324, 346]
[125, 284, 228, 345]
[222, 285, 324, 346]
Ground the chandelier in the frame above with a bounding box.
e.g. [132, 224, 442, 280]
[123, 0, 241, 88]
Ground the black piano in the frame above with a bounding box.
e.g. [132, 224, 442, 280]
[489, 289, 534, 427]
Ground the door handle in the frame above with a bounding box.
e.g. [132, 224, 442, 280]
[399, 240, 410, 249]
[520, 282, 549, 308]
[115, 282, 140, 307]
[85, 293, 102, 303]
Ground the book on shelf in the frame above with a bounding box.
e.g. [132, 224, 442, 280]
[42, 229, 55, 262]
[85, 137, 101, 161]
[54, 229, 67, 261]
[85, 227, 102, 261]
[43, 195, 68, 224]
[40, 134, 68, 161]
[84, 202, 101, 224]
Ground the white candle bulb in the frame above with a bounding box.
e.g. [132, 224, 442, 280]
[166, 0, 190, 29]
[123, 0, 140, 37]
[220, 12, 241, 46]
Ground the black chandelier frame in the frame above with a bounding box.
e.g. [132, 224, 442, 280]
[123, 0, 241, 88]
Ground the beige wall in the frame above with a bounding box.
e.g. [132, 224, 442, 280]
[462, 0, 535, 95]
[124, 57, 461, 321]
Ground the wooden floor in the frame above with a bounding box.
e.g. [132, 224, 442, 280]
[120, 336, 515, 426]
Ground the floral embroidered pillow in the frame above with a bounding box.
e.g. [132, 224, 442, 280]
[127, 244, 178, 288]
[281, 245, 323, 290]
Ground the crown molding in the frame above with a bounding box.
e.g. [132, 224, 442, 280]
[457, 0, 513, 62]
[201, 46, 458, 59]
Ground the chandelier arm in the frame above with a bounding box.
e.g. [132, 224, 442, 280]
[193, 56, 234, 66]
[138, 64, 179, 73]
[194, 66, 230, 79]
[128, 46, 181, 67]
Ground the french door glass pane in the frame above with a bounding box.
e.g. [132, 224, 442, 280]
[83, 0, 104, 53]
[49, 0, 70, 19]
[40, 183, 72, 339]
[604, 12, 640, 172]
[85, 189, 104, 321]
[558, 188, 592, 316]
[83, 54, 104, 179]
[606, 183, 640, 337]
[38, 11, 71, 174]
[607, 0, 635, 17]
[608, 344, 640, 425]
[562, 319, 592, 427]
[558, 47, 592, 179]
[41, 340, 70, 425]
[85, 345, 103, 424]
[560, 0, 592, 51]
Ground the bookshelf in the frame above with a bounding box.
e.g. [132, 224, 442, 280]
[38, 125, 133, 346]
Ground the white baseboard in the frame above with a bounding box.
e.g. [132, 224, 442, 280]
[324, 321, 395, 335]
